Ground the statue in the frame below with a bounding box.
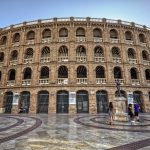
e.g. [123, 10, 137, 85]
[116, 80, 121, 97]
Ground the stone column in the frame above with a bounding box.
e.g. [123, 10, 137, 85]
[89, 91, 97, 114]
[29, 92, 37, 114]
[49, 92, 56, 113]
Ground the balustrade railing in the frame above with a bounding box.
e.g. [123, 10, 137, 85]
[131, 79, 140, 85]
[128, 58, 137, 64]
[76, 56, 87, 62]
[7, 80, 15, 86]
[58, 56, 68, 62]
[22, 79, 31, 85]
[24, 58, 33, 64]
[96, 78, 106, 84]
[40, 57, 50, 63]
[39, 79, 49, 84]
[76, 37, 86, 42]
[94, 57, 105, 62]
[57, 78, 68, 84]
[77, 78, 87, 84]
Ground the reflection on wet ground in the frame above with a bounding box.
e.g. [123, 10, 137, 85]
[0, 113, 150, 150]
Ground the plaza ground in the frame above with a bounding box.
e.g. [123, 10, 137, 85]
[0, 113, 150, 150]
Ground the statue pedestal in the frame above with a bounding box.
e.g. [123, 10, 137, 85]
[113, 97, 128, 122]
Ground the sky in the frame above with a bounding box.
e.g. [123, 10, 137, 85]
[0, 0, 150, 28]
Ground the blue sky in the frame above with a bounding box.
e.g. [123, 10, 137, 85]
[0, 0, 150, 28]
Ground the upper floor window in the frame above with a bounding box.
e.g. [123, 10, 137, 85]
[23, 67, 32, 79]
[58, 66, 68, 78]
[96, 66, 105, 78]
[8, 69, 16, 80]
[41, 46, 50, 58]
[94, 46, 104, 57]
[40, 66, 49, 79]
[58, 46, 68, 57]
[24, 48, 33, 59]
[26, 30, 35, 40]
[59, 28, 68, 37]
[77, 66, 87, 78]
[12, 33, 20, 43]
[112, 47, 120, 58]
[93, 28, 102, 38]
[76, 27, 85, 37]
[125, 31, 133, 40]
[145, 69, 150, 80]
[10, 50, 18, 60]
[130, 67, 138, 79]
[110, 29, 118, 39]
[139, 33, 146, 43]
[0, 52, 4, 62]
[76, 46, 86, 56]
[0, 36, 7, 45]
[128, 48, 136, 59]
[142, 50, 149, 60]
[42, 29, 51, 38]
[114, 67, 122, 79]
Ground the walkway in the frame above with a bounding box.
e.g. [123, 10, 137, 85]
[0, 114, 150, 150]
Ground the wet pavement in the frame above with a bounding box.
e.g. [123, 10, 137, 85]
[0, 113, 150, 150]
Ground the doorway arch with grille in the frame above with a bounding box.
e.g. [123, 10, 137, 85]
[96, 90, 108, 113]
[56, 90, 69, 113]
[4, 92, 13, 113]
[76, 90, 89, 113]
[37, 91, 49, 113]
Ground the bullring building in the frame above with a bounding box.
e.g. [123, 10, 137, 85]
[0, 17, 150, 114]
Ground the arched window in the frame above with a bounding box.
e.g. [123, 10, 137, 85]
[0, 52, 4, 62]
[125, 31, 133, 40]
[94, 46, 104, 57]
[96, 66, 105, 78]
[26, 30, 35, 40]
[112, 47, 120, 57]
[114, 67, 122, 79]
[77, 66, 87, 78]
[58, 46, 68, 57]
[58, 66, 68, 78]
[8, 69, 16, 80]
[0, 36, 7, 45]
[23, 67, 32, 79]
[139, 33, 146, 43]
[142, 50, 149, 60]
[40, 66, 49, 79]
[128, 48, 136, 59]
[10, 50, 18, 60]
[130, 68, 138, 79]
[145, 69, 150, 80]
[42, 29, 51, 38]
[24, 48, 33, 59]
[76, 27, 85, 37]
[76, 46, 86, 56]
[12, 33, 20, 43]
[110, 29, 118, 39]
[93, 28, 102, 38]
[59, 28, 68, 37]
[41, 46, 50, 57]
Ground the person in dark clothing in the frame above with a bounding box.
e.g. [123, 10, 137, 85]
[107, 102, 114, 125]
[134, 103, 140, 121]
[128, 104, 134, 121]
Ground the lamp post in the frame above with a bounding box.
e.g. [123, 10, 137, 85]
[115, 79, 121, 97]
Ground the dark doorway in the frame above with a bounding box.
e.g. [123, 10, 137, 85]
[96, 90, 108, 113]
[57, 91, 69, 113]
[37, 91, 49, 113]
[76, 90, 89, 113]
[4, 92, 13, 113]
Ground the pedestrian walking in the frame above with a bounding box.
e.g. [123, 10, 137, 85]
[134, 102, 140, 122]
[107, 102, 114, 125]
[128, 104, 134, 122]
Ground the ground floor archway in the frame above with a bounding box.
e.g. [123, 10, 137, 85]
[37, 91, 49, 113]
[76, 90, 89, 113]
[96, 90, 108, 113]
[19, 91, 30, 113]
[56, 90, 69, 113]
[4, 92, 13, 113]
